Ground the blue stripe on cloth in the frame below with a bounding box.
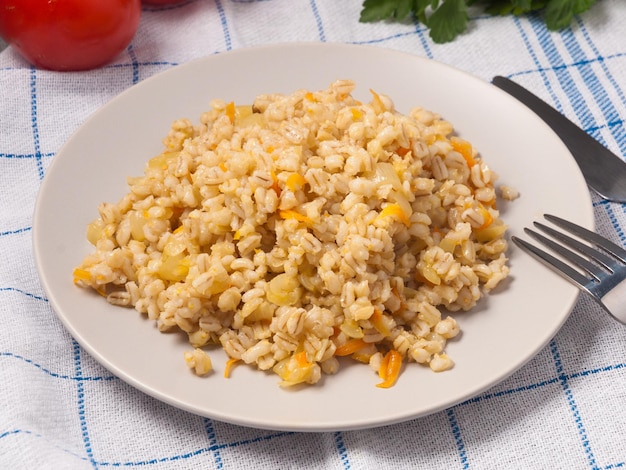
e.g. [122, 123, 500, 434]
[569, 362, 626, 380]
[352, 11, 501, 60]
[0, 287, 47, 302]
[2, 359, 624, 469]
[576, 16, 626, 127]
[513, 15, 562, 110]
[203, 418, 224, 469]
[528, 15, 626, 163]
[0, 429, 92, 463]
[351, 30, 423, 46]
[601, 203, 626, 245]
[73, 340, 98, 468]
[0, 227, 44, 302]
[334, 431, 351, 470]
[414, 22, 433, 60]
[560, 28, 626, 155]
[593, 199, 626, 244]
[0, 62, 179, 74]
[309, 0, 326, 42]
[351, 20, 434, 59]
[513, 16, 571, 115]
[0, 226, 31, 236]
[583, 118, 625, 137]
[512, 17, 626, 234]
[446, 408, 469, 470]
[462, 376, 560, 405]
[0, 60, 179, 72]
[0, 152, 54, 159]
[550, 339, 597, 469]
[127, 44, 140, 85]
[105, 61, 179, 72]
[605, 206, 626, 244]
[215, 0, 233, 51]
[98, 431, 294, 467]
[529, 19, 597, 127]
[571, 16, 626, 228]
[0, 351, 116, 381]
[532, 18, 626, 234]
[2, 428, 342, 468]
[462, 357, 626, 405]
[29, 67, 44, 181]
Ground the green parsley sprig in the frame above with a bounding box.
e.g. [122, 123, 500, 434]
[359, 0, 598, 44]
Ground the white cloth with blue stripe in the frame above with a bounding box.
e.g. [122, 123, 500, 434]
[1, 1, 625, 468]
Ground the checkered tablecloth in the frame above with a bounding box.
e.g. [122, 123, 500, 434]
[2, 1, 625, 468]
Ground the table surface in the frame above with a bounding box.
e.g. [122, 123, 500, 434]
[1, 2, 625, 469]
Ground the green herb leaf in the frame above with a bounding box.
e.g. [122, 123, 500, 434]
[414, 0, 434, 23]
[359, 0, 599, 43]
[479, 0, 546, 16]
[544, 0, 596, 30]
[512, 0, 533, 10]
[360, 0, 415, 22]
[481, 0, 516, 16]
[428, 0, 469, 43]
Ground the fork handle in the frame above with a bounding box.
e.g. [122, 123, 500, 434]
[601, 279, 626, 324]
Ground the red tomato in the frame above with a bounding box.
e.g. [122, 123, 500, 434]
[0, 0, 141, 71]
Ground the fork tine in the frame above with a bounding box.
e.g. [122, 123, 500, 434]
[533, 221, 617, 272]
[523, 228, 605, 281]
[512, 235, 591, 290]
[544, 214, 626, 263]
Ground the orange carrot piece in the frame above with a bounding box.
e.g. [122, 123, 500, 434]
[294, 350, 310, 368]
[224, 358, 240, 378]
[451, 137, 476, 168]
[225, 101, 235, 123]
[270, 170, 281, 197]
[370, 309, 391, 337]
[278, 209, 312, 225]
[396, 145, 411, 157]
[376, 350, 402, 388]
[378, 350, 391, 380]
[378, 203, 410, 227]
[475, 205, 493, 230]
[335, 338, 368, 357]
[73, 268, 91, 284]
[350, 107, 363, 120]
[286, 173, 306, 192]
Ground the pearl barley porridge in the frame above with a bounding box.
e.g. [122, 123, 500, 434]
[73, 80, 510, 388]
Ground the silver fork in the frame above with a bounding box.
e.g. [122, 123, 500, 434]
[512, 214, 626, 324]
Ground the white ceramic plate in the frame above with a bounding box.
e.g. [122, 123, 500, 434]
[33, 43, 593, 432]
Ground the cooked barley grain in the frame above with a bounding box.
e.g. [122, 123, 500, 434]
[74, 80, 510, 387]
